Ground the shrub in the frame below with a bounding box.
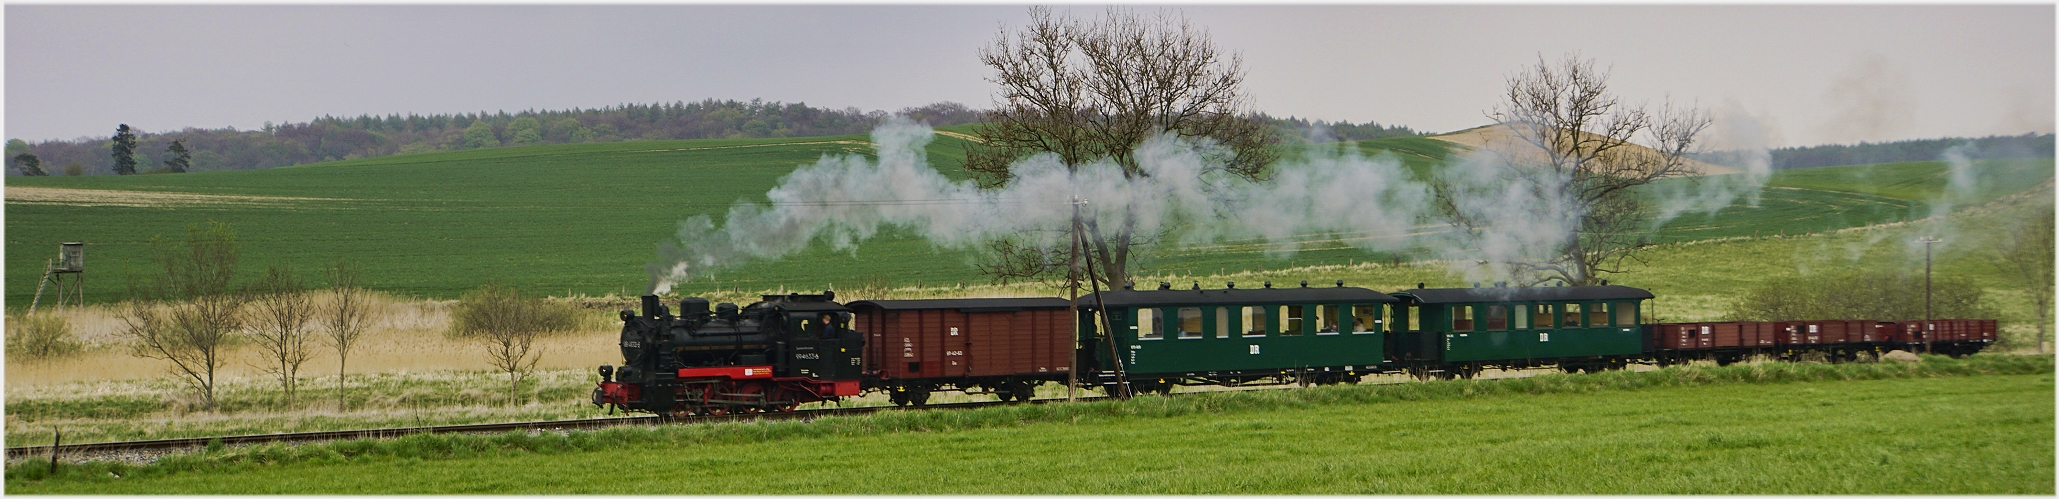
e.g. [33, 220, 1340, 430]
[451, 284, 578, 405]
[1728, 268, 1996, 321]
[6, 312, 81, 359]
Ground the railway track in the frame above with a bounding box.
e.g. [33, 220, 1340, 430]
[5, 369, 1561, 465]
[3, 396, 1106, 464]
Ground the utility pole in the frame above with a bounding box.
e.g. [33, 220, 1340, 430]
[1066, 196, 1083, 402]
[1919, 236, 1942, 352]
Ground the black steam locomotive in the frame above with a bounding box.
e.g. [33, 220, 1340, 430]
[594, 292, 863, 415]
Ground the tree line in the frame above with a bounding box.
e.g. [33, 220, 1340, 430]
[8, 98, 1417, 177]
[1695, 133, 2055, 170]
[6, 100, 982, 176]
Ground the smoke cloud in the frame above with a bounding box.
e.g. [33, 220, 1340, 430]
[647, 118, 1437, 293]
[1427, 146, 1581, 285]
[648, 116, 1773, 293]
[1648, 103, 1778, 228]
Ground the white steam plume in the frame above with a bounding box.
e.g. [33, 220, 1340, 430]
[647, 118, 1434, 294]
[1429, 146, 1582, 286]
[1648, 103, 1777, 228]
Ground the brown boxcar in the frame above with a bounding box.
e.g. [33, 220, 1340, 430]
[849, 298, 1075, 381]
[1655, 323, 1708, 350]
[1778, 322, 1816, 345]
[1740, 322, 1780, 347]
[1708, 322, 1744, 348]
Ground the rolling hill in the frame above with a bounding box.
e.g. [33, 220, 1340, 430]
[5, 127, 2050, 308]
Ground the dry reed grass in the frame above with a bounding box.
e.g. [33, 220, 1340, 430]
[5, 291, 621, 390]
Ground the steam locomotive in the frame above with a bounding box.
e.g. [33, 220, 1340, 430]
[593, 293, 863, 415]
[594, 283, 1996, 416]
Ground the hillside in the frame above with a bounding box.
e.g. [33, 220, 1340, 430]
[6, 128, 2051, 309]
[1425, 123, 1741, 175]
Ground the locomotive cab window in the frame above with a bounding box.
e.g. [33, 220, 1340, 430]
[1452, 305, 1474, 332]
[1279, 306, 1304, 337]
[1486, 305, 1508, 331]
[1351, 304, 1379, 334]
[1178, 307, 1204, 339]
[1242, 306, 1268, 337]
[1136, 308, 1163, 340]
[1316, 305, 1339, 335]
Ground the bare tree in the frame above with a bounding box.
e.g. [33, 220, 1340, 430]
[320, 260, 379, 410]
[248, 266, 317, 406]
[968, 6, 1277, 287]
[451, 284, 575, 406]
[1440, 54, 1710, 285]
[119, 221, 246, 410]
[1995, 206, 2054, 353]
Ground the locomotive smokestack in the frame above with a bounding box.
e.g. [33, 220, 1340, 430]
[642, 295, 661, 320]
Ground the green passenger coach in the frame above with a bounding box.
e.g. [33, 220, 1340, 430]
[1077, 281, 1400, 393]
[1389, 284, 1654, 378]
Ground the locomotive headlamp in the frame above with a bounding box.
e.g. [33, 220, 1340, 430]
[598, 364, 614, 382]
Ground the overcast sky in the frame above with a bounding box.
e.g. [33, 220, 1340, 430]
[6, 4, 2053, 148]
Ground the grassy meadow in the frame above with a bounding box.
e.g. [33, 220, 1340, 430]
[8, 128, 2050, 455]
[10, 128, 2048, 308]
[7, 356, 2050, 494]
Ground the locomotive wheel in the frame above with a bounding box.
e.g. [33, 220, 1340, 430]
[770, 389, 801, 413]
[732, 383, 765, 413]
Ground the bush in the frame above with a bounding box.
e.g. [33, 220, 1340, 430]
[447, 284, 577, 339]
[1728, 268, 1996, 321]
[6, 312, 81, 359]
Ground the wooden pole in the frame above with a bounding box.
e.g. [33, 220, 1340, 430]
[1067, 197, 1082, 402]
[49, 430, 62, 473]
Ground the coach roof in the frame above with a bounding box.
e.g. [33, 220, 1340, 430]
[1393, 285, 1655, 305]
[1077, 286, 1400, 308]
[848, 298, 1074, 313]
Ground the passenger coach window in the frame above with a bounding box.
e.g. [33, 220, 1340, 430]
[1178, 307, 1204, 339]
[1216, 308, 1231, 338]
[1534, 305, 1555, 329]
[1514, 305, 1530, 330]
[1405, 305, 1420, 332]
[1351, 305, 1379, 334]
[1452, 305, 1474, 331]
[1279, 306, 1304, 336]
[1615, 302, 1636, 326]
[1317, 305, 1339, 334]
[1589, 303, 1609, 327]
[1243, 306, 1268, 337]
[1563, 304, 1582, 328]
[1137, 308, 1162, 340]
[1486, 305, 1508, 331]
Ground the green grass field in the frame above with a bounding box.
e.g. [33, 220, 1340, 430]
[11, 129, 2047, 310]
[9, 356, 2049, 494]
